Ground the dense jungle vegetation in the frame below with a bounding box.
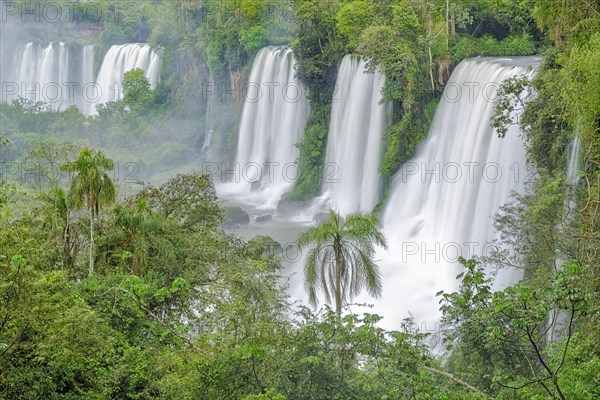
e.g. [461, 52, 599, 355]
[1, 0, 599, 398]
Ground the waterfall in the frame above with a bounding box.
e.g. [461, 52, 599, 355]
[218, 46, 309, 210]
[320, 55, 391, 215]
[93, 43, 160, 113]
[9, 42, 73, 110]
[201, 70, 215, 161]
[365, 57, 538, 330]
[79, 45, 96, 115]
[547, 135, 582, 342]
[566, 136, 581, 185]
[2, 42, 159, 115]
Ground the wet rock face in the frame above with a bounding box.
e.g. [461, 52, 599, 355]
[255, 214, 273, 223]
[313, 212, 329, 225]
[248, 235, 282, 258]
[276, 199, 305, 215]
[222, 206, 250, 227]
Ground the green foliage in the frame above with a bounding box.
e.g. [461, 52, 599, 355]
[491, 0, 537, 35]
[2, 2, 600, 399]
[490, 176, 572, 277]
[62, 147, 116, 217]
[439, 258, 599, 398]
[0, 255, 117, 399]
[560, 33, 600, 266]
[353, 1, 440, 178]
[240, 25, 268, 54]
[292, 0, 345, 92]
[288, 0, 346, 198]
[199, 0, 295, 72]
[451, 34, 536, 63]
[381, 99, 437, 176]
[62, 147, 116, 276]
[243, 388, 287, 400]
[533, 0, 600, 45]
[492, 74, 532, 138]
[561, 33, 600, 146]
[288, 122, 328, 200]
[136, 173, 223, 232]
[0, 136, 10, 209]
[336, 1, 380, 49]
[122, 68, 156, 112]
[516, 57, 570, 172]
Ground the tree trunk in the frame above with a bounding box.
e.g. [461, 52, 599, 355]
[428, 46, 435, 93]
[89, 209, 94, 276]
[446, 0, 450, 50]
[427, 1, 435, 93]
[62, 226, 70, 270]
[423, 366, 490, 398]
[334, 238, 342, 316]
[132, 252, 140, 276]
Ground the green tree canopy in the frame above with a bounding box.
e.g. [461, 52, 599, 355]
[122, 68, 155, 111]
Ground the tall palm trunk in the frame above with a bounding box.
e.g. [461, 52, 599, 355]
[89, 208, 94, 276]
[334, 237, 342, 316]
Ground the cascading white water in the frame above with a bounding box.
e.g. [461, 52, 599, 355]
[201, 70, 215, 161]
[3, 42, 159, 115]
[320, 55, 391, 215]
[360, 57, 538, 331]
[93, 43, 160, 113]
[547, 135, 582, 342]
[218, 46, 309, 210]
[9, 42, 73, 110]
[79, 45, 96, 115]
[566, 136, 581, 185]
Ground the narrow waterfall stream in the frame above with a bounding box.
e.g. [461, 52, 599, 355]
[217, 46, 309, 211]
[320, 55, 391, 214]
[547, 135, 582, 342]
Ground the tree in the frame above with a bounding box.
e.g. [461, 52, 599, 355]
[438, 257, 597, 399]
[61, 147, 116, 276]
[39, 188, 80, 270]
[102, 199, 174, 276]
[25, 139, 78, 189]
[0, 136, 10, 210]
[297, 210, 387, 315]
[122, 68, 155, 111]
[136, 173, 223, 232]
[0, 255, 118, 398]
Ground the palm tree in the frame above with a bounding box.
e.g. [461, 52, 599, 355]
[297, 210, 388, 315]
[61, 147, 116, 276]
